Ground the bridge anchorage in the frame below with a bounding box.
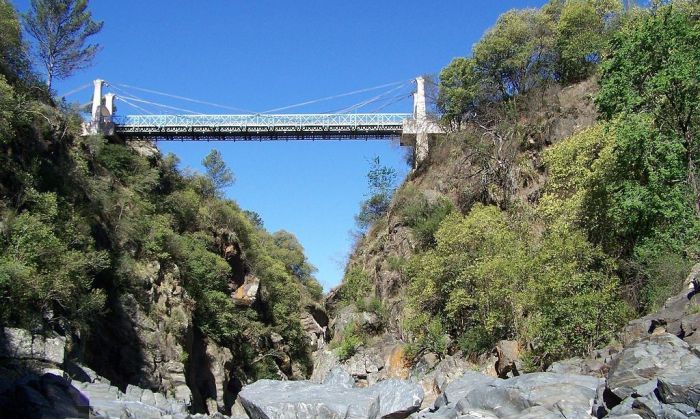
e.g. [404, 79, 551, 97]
[82, 77, 443, 166]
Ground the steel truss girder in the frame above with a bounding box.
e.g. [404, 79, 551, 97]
[113, 113, 410, 141]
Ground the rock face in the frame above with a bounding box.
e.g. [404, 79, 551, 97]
[83, 261, 195, 405]
[0, 328, 65, 366]
[239, 378, 424, 419]
[232, 274, 260, 306]
[323, 367, 355, 389]
[301, 305, 328, 351]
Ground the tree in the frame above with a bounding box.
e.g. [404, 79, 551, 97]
[355, 157, 397, 230]
[438, 57, 483, 128]
[472, 8, 556, 98]
[554, 0, 621, 83]
[202, 149, 235, 196]
[0, 0, 25, 80]
[23, 0, 103, 90]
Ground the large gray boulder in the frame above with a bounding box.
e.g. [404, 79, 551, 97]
[239, 379, 380, 419]
[433, 372, 500, 409]
[323, 366, 355, 389]
[607, 333, 700, 405]
[412, 371, 601, 419]
[239, 378, 424, 419]
[601, 333, 700, 417]
[457, 372, 601, 418]
[0, 373, 89, 418]
[368, 379, 424, 418]
[0, 328, 66, 365]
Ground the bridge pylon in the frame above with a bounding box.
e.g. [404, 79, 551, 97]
[401, 76, 443, 168]
[82, 79, 115, 136]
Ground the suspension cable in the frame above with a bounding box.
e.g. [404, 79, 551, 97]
[116, 94, 199, 114]
[117, 96, 154, 115]
[110, 82, 254, 113]
[368, 93, 413, 112]
[260, 79, 411, 114]
[334, 82, 411, 114]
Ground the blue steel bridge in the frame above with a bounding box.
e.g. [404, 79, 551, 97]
[82, 77, 442, 163]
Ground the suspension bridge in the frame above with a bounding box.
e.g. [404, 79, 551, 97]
[74, 77, 443, 164]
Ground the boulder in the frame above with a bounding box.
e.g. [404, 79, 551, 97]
[546, 357, 606, 378]
[455, 372, 601, 418]
[416, 371, 601, 418]
[368, 379, 424, 418]
[607, 333, 700, 405]
[0, 373, 89, 418]
[434, 372, 500, 409]
[239, 379, 380, 418]
[75, 379, 189, 417]
[324, 367, 355, 389]
[494, 340, 521, 378]
[412, 354, 472, 408]
[239, 378, 424, 419]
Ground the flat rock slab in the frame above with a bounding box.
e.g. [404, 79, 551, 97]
[240, 379, 380, 419]
[240, 378, 424, 419]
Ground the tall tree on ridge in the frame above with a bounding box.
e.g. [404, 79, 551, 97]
[23, 0, 102, 90]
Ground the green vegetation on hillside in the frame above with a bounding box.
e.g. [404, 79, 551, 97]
[394, 0, 700, 368]
[0, 0, 321, 381]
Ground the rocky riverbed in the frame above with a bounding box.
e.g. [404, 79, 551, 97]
[1, 271, 699, 418]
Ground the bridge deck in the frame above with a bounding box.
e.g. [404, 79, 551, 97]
[113, 113, 412, 140]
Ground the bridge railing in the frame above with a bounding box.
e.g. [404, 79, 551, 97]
[113, 113, 412, 127]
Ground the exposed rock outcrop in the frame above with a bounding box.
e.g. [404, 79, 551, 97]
[414, 372, 602, 418]
[0, 328, 65, 367]
[232, 274, 260, 307]
[598, 333, 700, 418]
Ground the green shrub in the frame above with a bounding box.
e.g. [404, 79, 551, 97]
[336, 334, 363, 361]
[395, 187, 454, 249]
[404, 204, 628, 365]
[458, 327, 497, 357]
[340, 267, 372, 304]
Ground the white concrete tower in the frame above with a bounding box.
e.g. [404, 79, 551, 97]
[413, 76, 430, 165]
[91, 79, 104, 123]
[413, 76, 427, 121]
[104, 93, 116, 122]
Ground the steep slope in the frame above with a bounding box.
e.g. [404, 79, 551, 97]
[326, 0, 700, 390]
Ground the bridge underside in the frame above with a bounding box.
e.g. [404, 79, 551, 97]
[114, 126, 404, 141]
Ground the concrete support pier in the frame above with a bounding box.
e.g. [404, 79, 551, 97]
[400, 76, 444, 168]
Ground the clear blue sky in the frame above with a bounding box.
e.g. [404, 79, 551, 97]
[13, 0, 546, 290]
